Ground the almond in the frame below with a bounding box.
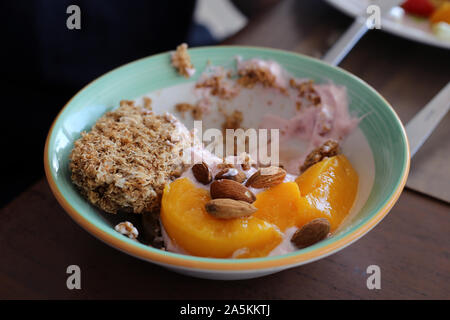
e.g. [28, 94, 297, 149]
[291, 218, 330, 249]
[245, 166, 286, 188]
[210, 179, 256, 203]
[192, 162, 212, 185]
[205, 198, 256, 219]
[214, 168, 246, 183]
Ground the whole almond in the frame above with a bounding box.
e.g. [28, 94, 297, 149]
[291, 218, 330, 249]
[205, 198, 257, 219]
[192, 162, 212, 185]
[210, 179, 256, 203]
[245, 166, 286, 188]
[214, 168, 246, 183]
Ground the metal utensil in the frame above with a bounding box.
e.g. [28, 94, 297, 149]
[323, 0, 449, 157]
[406, 82, 450, 157]
[323, 0, 403, 66]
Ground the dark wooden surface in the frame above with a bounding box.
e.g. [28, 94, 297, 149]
[0, 0, 449, 299]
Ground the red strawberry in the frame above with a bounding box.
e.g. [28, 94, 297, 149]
[402, 0, 436, 17]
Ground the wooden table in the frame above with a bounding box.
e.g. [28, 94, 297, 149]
[1, 0, 449, 299]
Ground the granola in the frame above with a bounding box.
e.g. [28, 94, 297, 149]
[175, 102, 204, 120]
[299, 140, 340, 173]
[115, 221, 139, 240]
[171, 43, 195, 78]
[70, 102, 191, 214]
[195, 67, 239, 100]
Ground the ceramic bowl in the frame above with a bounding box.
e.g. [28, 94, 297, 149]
[44, 46, 409, 280]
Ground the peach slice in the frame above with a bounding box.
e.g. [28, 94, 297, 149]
[253, 182, 323, 232]
[253, 182, 300, 232]
[160, 178, 282, 258]
[295, 155, 358, 231]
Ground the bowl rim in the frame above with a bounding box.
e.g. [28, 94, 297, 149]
[44, 45, 410, 271]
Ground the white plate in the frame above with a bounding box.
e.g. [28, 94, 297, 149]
[326, 0, 450, 49]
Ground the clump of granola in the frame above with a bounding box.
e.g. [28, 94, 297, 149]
[236, 58, 287, 94]
[175, 102, 204, 120]
[70, 101, 192, 214]
[115, 221, 139, 240]
[222, 110, 243, 132]
[195, 68, 239, 100]
[142, 96, 152, 110]
[220, 110, 249, 156]
[300, 140, 340, 173]
[236, 152, 256, 171]
[217, 161, 236, 170]
[175, 103, 194, 117]
[238, 66, 277, 89]
[171, 43, 195, 78]
[290, 78, 321, 106]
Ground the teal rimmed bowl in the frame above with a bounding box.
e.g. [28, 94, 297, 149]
[44, 46, 409, 280]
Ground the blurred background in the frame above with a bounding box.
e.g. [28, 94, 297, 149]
[1, 0, 449, 207]
[0, 0, 272, 207]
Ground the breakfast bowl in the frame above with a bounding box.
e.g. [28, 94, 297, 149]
[44, 46, 409, 280]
